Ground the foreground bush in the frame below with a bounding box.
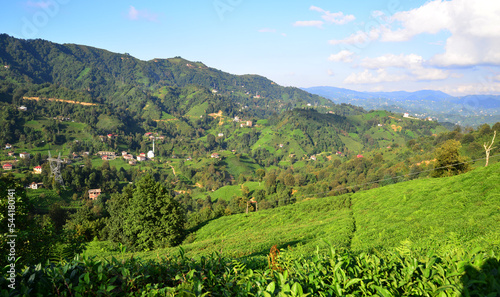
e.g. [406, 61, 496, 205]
[1, 246, 499, 296]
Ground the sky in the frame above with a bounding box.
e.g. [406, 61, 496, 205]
[1, 0, 500, 96]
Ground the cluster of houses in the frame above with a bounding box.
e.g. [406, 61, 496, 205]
[144, 132, 165, 141]
[233, 116, 252, 128]
[97, 150, 154, 165]
[403, 113, 433, 121]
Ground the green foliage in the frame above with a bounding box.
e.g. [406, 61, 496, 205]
[0, 175, 86, 268]
[122, 175, 186, 250]
[1, 246, 498, 296]
[433, 139, 469, 177]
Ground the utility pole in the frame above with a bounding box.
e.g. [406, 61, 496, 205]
[48, 151, 65, 189]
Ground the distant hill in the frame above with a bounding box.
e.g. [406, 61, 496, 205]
[303, 86, 500, 126]
[0, 34, 345, 120]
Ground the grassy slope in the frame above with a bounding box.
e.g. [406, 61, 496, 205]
[351, 162, 500, 253]
[86, 162, 500, 262]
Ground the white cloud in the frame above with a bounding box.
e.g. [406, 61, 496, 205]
[345, 53, 450, 84]
[327, 69, 335, 76]
[328, 50, 354, 62]
[344, 69, 407, 84]
[310, 6, 355, 25]
[126, 6, 159, 22]
[293, 20, 324, 28]
[329, 28, 380, 45]
[360, 54, 423, 69]
[494, 75, 500, 82]
[380, 0, 500, 67]
[26, 1, 51, 8]
[258, 28, 276, 33]
[439, 82, 500, 95]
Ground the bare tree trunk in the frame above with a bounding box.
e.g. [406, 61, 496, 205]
[484, 131, 496, 167]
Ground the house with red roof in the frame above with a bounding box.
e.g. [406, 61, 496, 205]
[34, 166, 42, 174]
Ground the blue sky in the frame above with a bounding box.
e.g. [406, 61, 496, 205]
[1, 0, 500, 96]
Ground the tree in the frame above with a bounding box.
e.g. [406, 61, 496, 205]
[432, 139, 469, 177]
[265, 172, 277, 194]
[256, 169, 266, 185]
[483, 131, 496, 167]
[123, 175, 186, 250]
[207, 134, 216, 149]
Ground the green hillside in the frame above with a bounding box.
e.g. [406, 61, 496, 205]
[86, 162, 500, 262]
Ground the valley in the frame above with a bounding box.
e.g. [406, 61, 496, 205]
[0, 34, 499, 296]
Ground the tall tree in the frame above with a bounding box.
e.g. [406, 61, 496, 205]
[123, 175, 186, 250]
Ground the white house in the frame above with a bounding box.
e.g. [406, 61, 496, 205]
[19, 152, 30, 159]
[29, 182, 42, 190]
[88, 189, 101, 200]
[147, 150, 155, 159]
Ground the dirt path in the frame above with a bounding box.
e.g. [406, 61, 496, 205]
[169, 164, 176, 175]
[23, 97, 98, 106]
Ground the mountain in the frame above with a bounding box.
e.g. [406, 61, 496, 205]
[303, 86, 500, 126]
[303, 87, 453, 102]
[0, 34, 344, 121]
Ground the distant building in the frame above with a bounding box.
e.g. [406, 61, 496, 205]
[98, 151, 116, 157]
[19, 152, 30, 159]
[129, 159, 137, 165]
[246, 121, 252, 127]
[279, 144, 284, 148]
[29, 182, 43, 190]
[218, 133, 224, 137]
[403, 113, 410, 118]
[144, 132, 153, 137]
[8, 151, 15, 156]
[123, 154, 134, 160]
[88, 189, 101, 200]
[310, 155, 317, 161]
[18, 106, 27, 111]
[3, 163, 13, 170]
[186, 156, 192, 161]
[107, 134, 114, 139]
[5, 143, 12, 149]
[378, 124, 383, 127]
[33, 166, 42, 174]
[233, 116, 240, 122]
[147, 150, 155, 159]
[211, 153, 220, 158]
[357, 154, 364, 158]
[137, 155, 146, 161]
[122, 151, 128, 156]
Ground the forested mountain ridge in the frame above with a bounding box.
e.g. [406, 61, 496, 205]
[0, 34, 342, 120]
